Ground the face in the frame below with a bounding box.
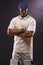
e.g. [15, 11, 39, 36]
[19, 8, 29, 17]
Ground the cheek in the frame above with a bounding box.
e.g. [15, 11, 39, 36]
[20, 12, 24, 15]
[20, 12, 23, 15]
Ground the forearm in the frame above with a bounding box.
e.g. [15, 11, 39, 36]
[18, 31, 33, 38]
[7, 28, 22, 36]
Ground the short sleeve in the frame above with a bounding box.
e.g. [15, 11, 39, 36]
[8, 18, 15, 29]
[26, 19, 36, 35]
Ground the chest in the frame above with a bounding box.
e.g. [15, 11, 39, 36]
[14, 18, 32, 29]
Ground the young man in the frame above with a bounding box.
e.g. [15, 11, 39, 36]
[7, 1, 36, 65]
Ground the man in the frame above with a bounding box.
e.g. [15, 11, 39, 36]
[7, 1, 36, 65]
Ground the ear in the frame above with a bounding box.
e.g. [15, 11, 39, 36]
[19, 8, 22, 11]
[26, 8, 28, 12]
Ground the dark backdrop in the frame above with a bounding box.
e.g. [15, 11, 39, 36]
[0, 0, 43, 65]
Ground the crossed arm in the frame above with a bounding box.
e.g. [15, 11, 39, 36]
[7, 28, 33, 38]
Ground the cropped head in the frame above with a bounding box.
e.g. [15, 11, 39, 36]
[18, 1, 29, 17]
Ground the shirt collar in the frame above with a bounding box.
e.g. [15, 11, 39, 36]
[19, 15, 30, 20]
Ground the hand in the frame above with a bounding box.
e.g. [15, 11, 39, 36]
[21, 28, 26, 32]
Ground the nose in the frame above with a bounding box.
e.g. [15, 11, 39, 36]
[22, 10, 26, 13]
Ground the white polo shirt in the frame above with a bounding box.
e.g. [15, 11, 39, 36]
[8, 15, 36, 60]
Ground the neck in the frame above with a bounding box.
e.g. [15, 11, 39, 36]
[21, 14, 27, 18]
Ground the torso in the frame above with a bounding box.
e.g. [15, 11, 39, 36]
[12, 15, 35, 60]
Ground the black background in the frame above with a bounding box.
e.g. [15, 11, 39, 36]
[0, 0, 43, 65]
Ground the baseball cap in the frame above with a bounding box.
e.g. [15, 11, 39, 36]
[18, 1, 29, 9]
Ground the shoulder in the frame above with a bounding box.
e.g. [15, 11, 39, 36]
[27, 15, 36, 25]
[29, 16, 36, 23]
[11, 15, 20, 22]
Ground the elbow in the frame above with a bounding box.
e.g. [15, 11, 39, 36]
[7, 28, 14, 36]
[7, 28, 10, 35]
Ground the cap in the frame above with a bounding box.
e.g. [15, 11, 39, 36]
[18, 1, 29, 9]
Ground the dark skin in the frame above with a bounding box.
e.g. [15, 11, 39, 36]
[7, 9, 33, 38]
